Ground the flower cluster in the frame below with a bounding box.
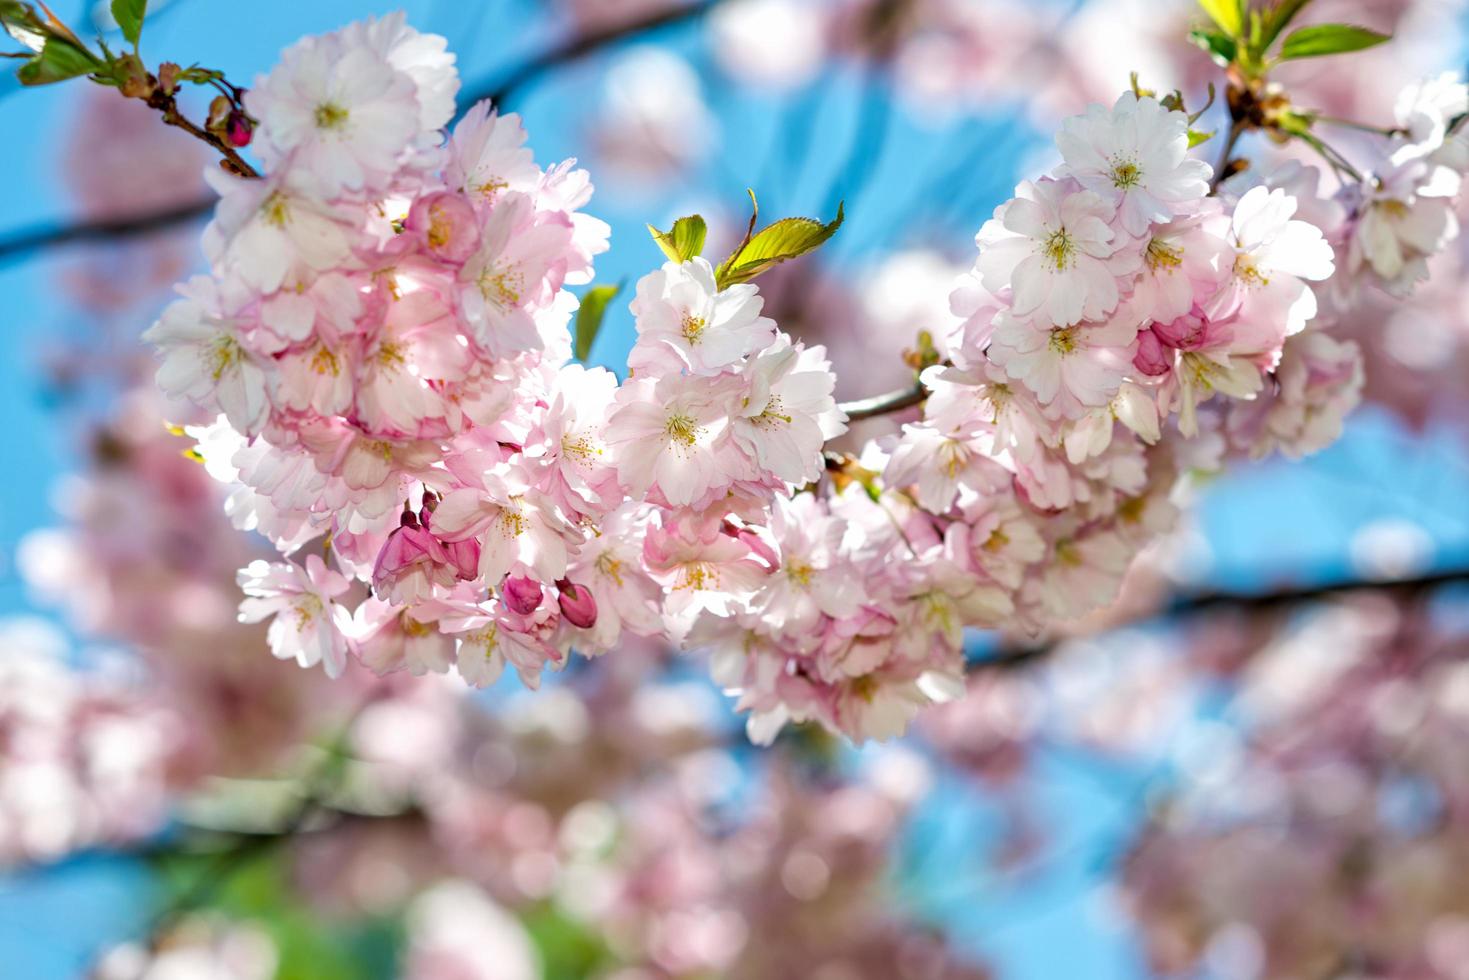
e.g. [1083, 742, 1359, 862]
[144, 13, 1468, 745]
[0, 620, 180, 864]
[146, 16, 848, 705]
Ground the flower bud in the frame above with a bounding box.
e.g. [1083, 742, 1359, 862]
[556, 580, 598, 629]
[503, 575, 543, 616]
[405, 190, 480, 264]
[1133, 329, 1172, 377]
[157, 62, 180, 96]
[226, 110, 254, 148]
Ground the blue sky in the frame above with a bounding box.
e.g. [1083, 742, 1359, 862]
[2, 1, 1468, 977]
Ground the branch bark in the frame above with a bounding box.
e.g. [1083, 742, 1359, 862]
[838, 381, 927, 421]
[972, 565, 1469, 673]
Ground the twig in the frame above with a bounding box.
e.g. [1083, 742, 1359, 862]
[971, 565, 1469, 673]
[1208, 120, 1245, 193]
[838, 381, 927, 421]
[475, 0, 722, 108]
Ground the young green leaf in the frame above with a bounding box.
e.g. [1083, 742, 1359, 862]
[1196, 0, 1243, 37]
[573, 281, 625, 362]
[1278, 23, 1390, 60]
[1259, 0, 1314, 50]
[1187, 128, 1215, 147]
[16, 35, 99, 85]
[714, 202, 845, 290]
[646, 215, 707, 263]
[1188, 28, 1238, 68]
[111, 0, 146, 48]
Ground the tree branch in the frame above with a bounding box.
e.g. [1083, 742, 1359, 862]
[838, 381, 927, 421]
[473, 0, 723, 109]
[972, 565, 1469, 672]
[0, 1, 725, 264]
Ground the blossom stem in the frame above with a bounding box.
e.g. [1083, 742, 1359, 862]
[836, 380, 927, 421]
[1208, 120, 1245, 193]
[144, 88, 260, 178]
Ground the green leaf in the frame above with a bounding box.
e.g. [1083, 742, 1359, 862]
[1187, 128, 1216, 147]
[16, 35, 99, 85]
[1196, 0, 1243, 37]
[1259, 0, 1314, 50]
[573, 281, 625, 362]
[1278, 23, 1390, 60]
[111, 0, 146, 47]
[646, 214, 707, 263]
[714, 202, 845, 289]
[1188, 28, 1238, 67]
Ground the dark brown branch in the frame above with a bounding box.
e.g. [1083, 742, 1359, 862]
[838, 382, 927, 421]
[973, 565, 1469, 673]
[144, 88, 259, 179]
[0, 2, 724, 264]
[475, 0, 722, 108]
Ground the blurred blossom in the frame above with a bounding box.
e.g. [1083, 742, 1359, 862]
[1123, 599, 1469, 979]
[404, 881, 541, 980]
[95, 916, 278, 980]
[592, 48, 717, 188]
[0, 618, 180, 863]
[710, 0, 827, 89]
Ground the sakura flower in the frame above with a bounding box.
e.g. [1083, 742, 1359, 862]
[445, 102, 541, 204]
[247, 29, 422, 197]
[628, 258, 777, 376]
[1125, 204, 1231, 324]
[457, 193, 575, 358]
[1063, 382, 1161, 464]
[1394, 72, 1469, 159]
[525, 363, 620, 519]
[883, 422, 1010, 514]
[987, 310, 1139, 416]
[342, 12, 459, 133]
[437, 595, 562, 689]
[565, 504, 664, 653]
[605, 373, 744, 508]
[144, 278, 271, 436]
[1347, 153, 1457, 294]
[1055, 92, 1211, 235]
[275, 337, 355, 417]
[371, 504, 480, 605]
[730, 338, 846, 486]
[1206, 186, 1334, 347]
[921, 363, 1051, 462]
[975, 177, 1126, 326]
[750, 494, 864, 635]
[202, 170, 355, 295]
[349, 597, 455, 677]
[643, 515, 769, 631]
[430, 469, 572, 586]
[237, 555, 353, 678]
[404, 190, 481, 264]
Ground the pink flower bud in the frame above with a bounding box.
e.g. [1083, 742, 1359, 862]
[406, 190, 481, 264]
[1151, 306, 1230, 352]
[503, 575, 544, 615]
[1133, 329, 1173, 377]
[556, 580, 598, 629]
[226, 110, 253, 148]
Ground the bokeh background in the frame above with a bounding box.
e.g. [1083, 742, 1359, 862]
[3, 0, 1469, 977]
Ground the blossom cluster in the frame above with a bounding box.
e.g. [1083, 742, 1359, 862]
[701, 84, 1465, 742]
[143, 13, 1468, 744]
[1122, 598, 1469, 980]
[145, 16, 849, 707]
